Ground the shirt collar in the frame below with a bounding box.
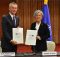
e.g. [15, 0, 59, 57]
[9, 12, 15, 20]
[35, 21, 41, 30]
[36, 21, 41, 26]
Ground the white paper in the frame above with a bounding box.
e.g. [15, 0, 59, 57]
[12, 28, 23, 44]
[25, 30, 37, 45]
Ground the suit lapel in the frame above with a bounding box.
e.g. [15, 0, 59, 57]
[33, 22, 36, 30]
[6, 14, 19, 28]
[34, 22, 42, 30]
[7, 14, 13, 27]
[8, 14, 18, 27]
[38, 22, 43, 30]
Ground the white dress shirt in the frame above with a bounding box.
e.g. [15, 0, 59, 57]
[35, 22, 41, 40]
[35, 22, 41, 31]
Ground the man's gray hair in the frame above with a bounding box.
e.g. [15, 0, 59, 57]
[9, 2, 17, 7]
[33, 10, 43, 17]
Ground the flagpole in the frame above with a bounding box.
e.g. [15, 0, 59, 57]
[44, 0, 48, 4]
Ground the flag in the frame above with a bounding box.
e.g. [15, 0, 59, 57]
[42, 0, 52, 41]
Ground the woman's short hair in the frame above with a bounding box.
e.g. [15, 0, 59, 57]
[33, 10, 43, 17]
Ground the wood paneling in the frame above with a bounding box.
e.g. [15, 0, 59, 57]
[0, 0, 9, 39]
[49, 0, 60, 43]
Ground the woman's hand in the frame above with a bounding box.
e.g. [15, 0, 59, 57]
[36, 36, 41, 40]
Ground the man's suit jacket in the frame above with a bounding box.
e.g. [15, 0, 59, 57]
[31, 22, 50, 52]
[1, 14, 19, 52]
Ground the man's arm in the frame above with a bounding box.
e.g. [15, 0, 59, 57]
[2, 15, 11, 42]
[2, 15, 18, 45]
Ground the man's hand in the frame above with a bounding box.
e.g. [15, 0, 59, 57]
[36, 36, 41, 40]
[10, 40, 18, 45]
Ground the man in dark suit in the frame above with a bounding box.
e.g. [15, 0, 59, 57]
[31, 10, 50, 52]
[1, 2, 19, 52]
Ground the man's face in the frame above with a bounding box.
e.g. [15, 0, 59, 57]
[35, 12, 43, 22]
[9, 4, 18, 15]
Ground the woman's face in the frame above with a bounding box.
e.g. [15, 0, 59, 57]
[35, 12, 43, 22]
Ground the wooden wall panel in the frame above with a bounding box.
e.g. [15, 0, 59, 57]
[58, 0, 60, 44]
[49, 0, 60, 43]
[17, 0, 24, 27]
[0, 0, 9, 39]
[30, 0, 37, 26]
[53, 1, 59, 43]
[57, 0, 60, 43]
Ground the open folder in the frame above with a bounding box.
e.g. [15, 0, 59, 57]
[12, 28, 23, 44]
[25, 30, 37, 45]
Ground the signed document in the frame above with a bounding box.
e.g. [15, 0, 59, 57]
[25, 30, 37, 45]
[12, 28, 23, 44]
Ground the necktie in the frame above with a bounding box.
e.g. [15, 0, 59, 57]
[13, 16, 16, 27]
